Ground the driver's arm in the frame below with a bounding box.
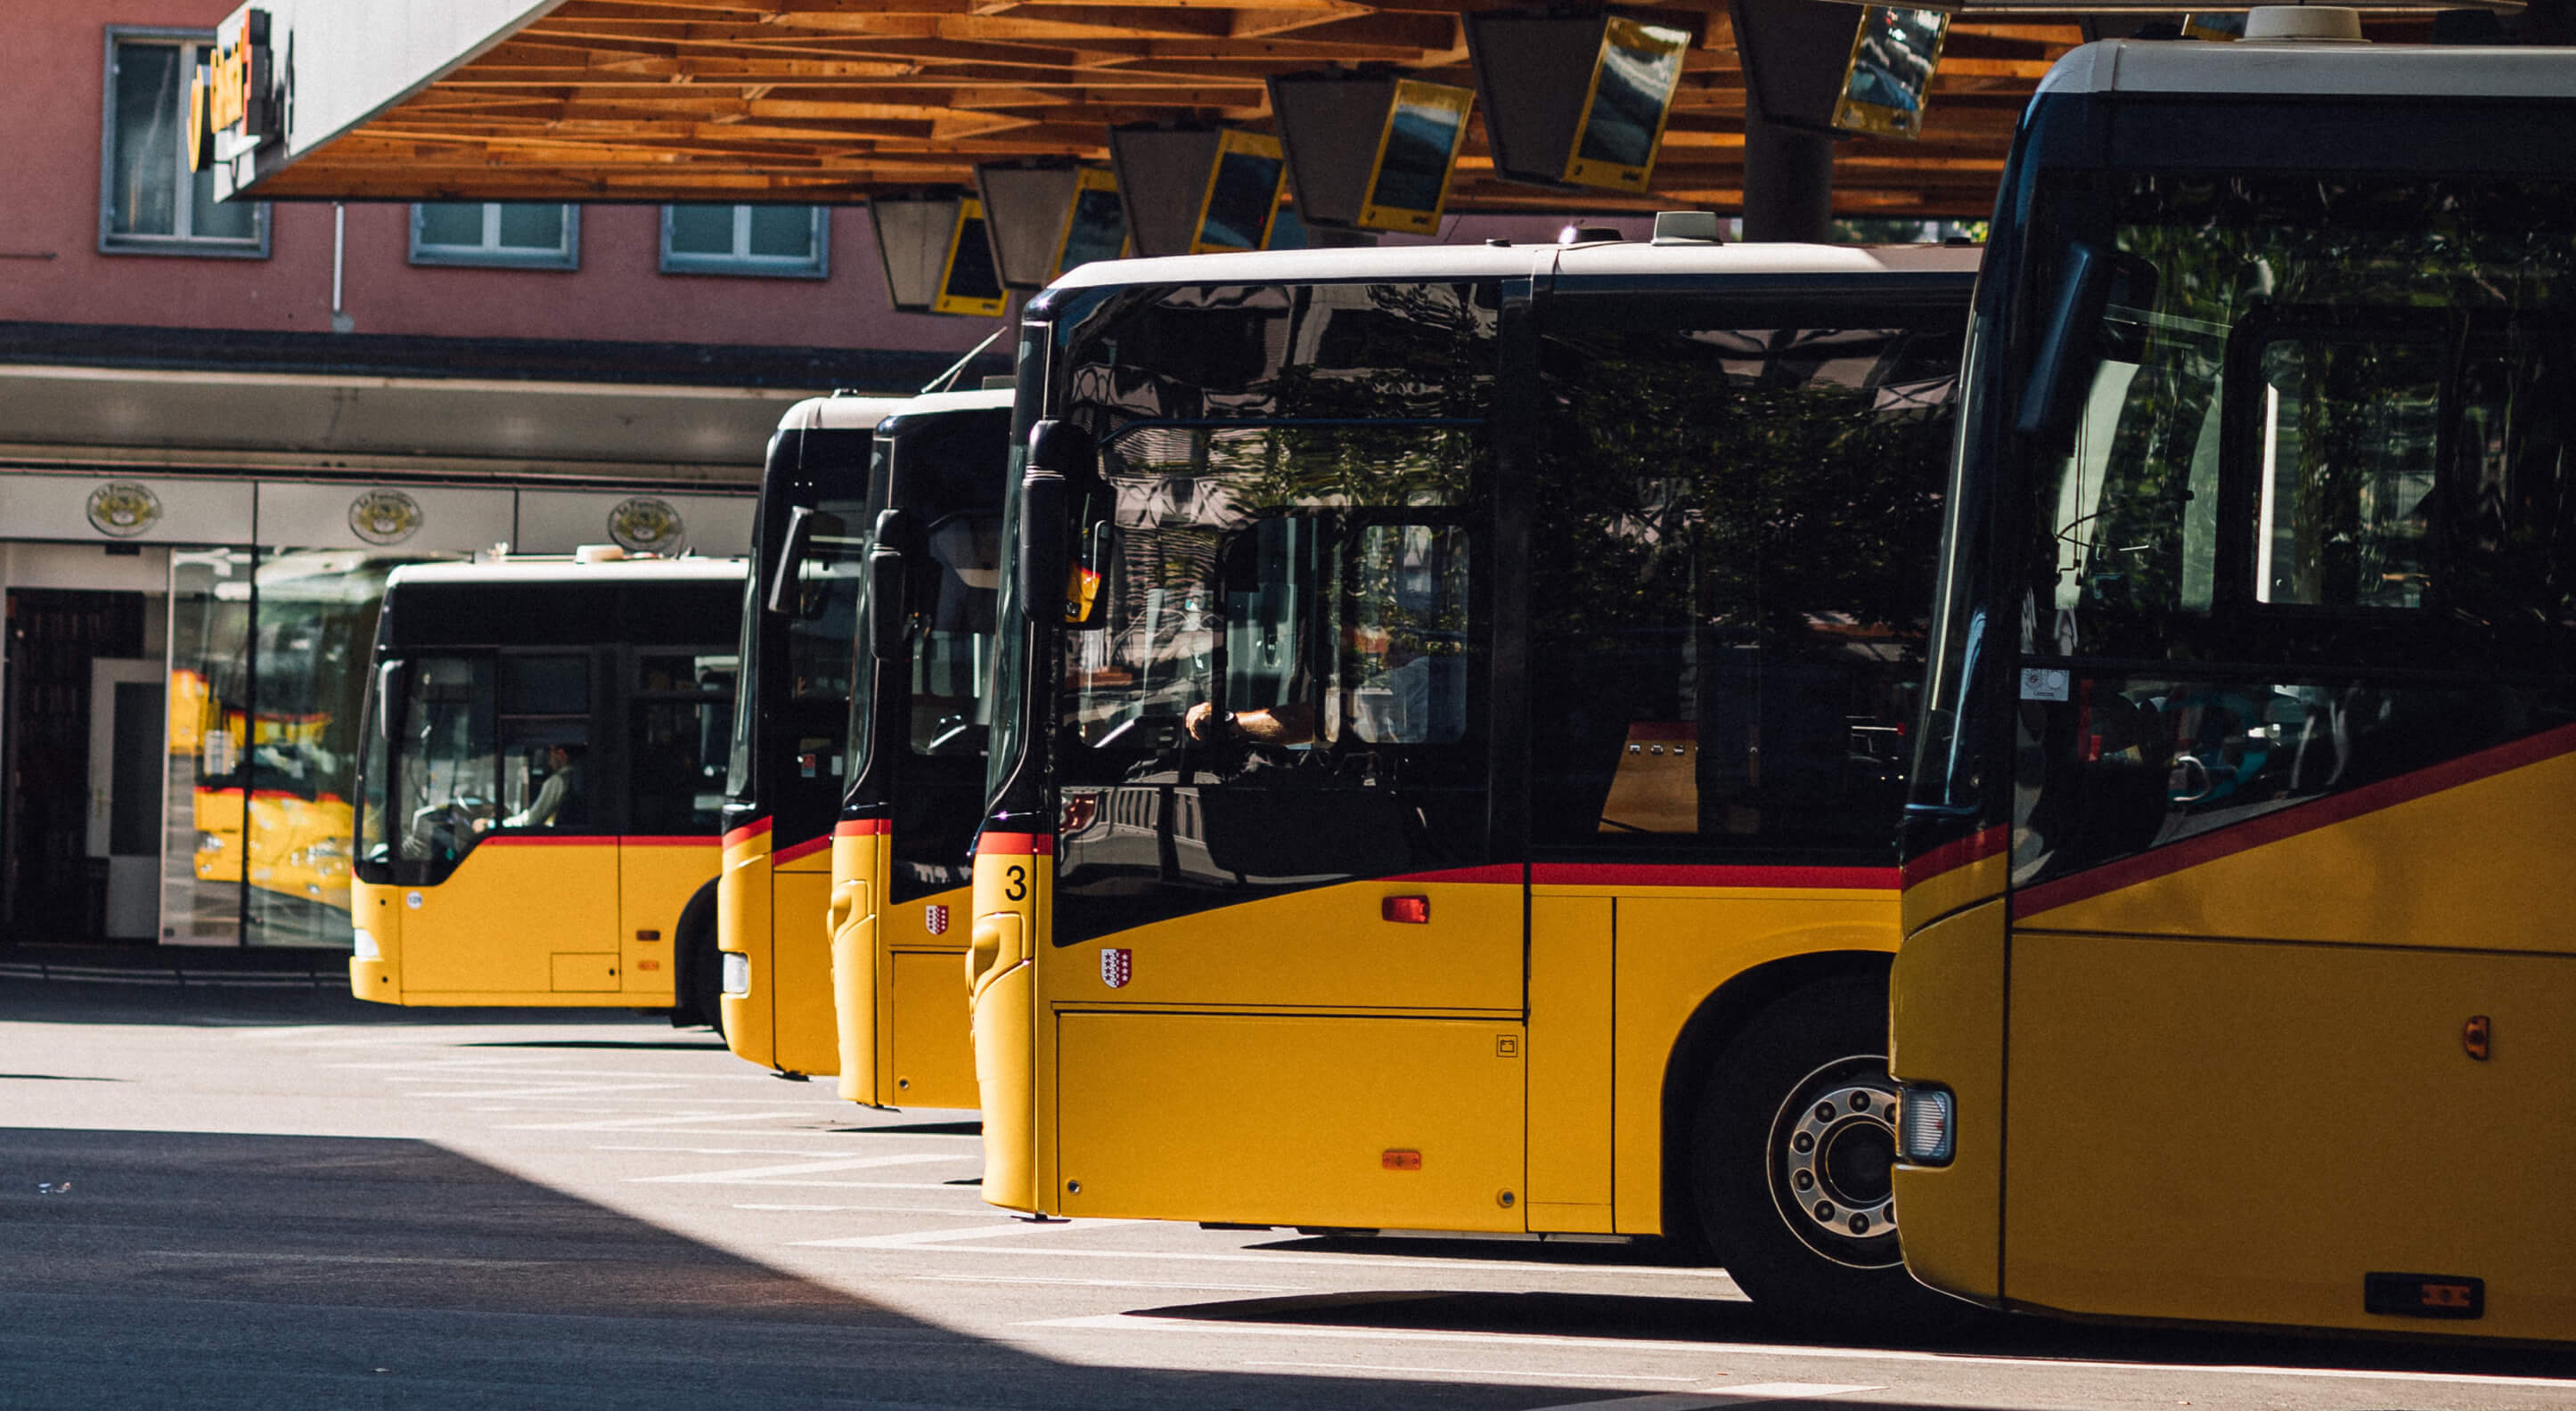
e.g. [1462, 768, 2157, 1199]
[1184, 700, 1316, 746]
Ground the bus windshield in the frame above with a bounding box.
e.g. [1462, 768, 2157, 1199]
[1947, 171, 2576, 884]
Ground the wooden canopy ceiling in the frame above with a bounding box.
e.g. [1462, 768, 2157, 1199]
[246, 0, 2087, 217]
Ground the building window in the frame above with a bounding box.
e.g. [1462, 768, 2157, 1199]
[100, 29, 267, 257]
[411, 203, 581, 269]
[660, 206, 829, 279]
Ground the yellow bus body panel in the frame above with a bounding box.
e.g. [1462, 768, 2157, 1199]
[986, 864, 1896, 1235]
[772, 842, 839, 1076]
[1568, 883, 1899, 1237]
[617, 837, 716, 998]
[831, 826, 978, 1110]
[344, 839, 675, 1006]
[969, 843, 1043, 1212]
[718, 826, 776, 1067]
[829, 827, 884, 1103]
[1917, 740, 2576, 1339]
[1886, 896, 2006, 1303]
[1056, 1010, 1526, 1229]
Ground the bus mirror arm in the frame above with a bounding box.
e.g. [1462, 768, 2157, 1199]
[2014, 241, 2121, 453]
[866, 509, 912, 659]
[765, 505, 819, 617]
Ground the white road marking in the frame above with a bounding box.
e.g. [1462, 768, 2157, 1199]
[630, 1153, 963, 1185]
[597, 1145, 898, 1157]
[801, 1232, 1739, 1281]
[799, 1219, 1123, 1249]
[738, 1203, 995, 1216]
[1024, 1313, 2576, 1391]
[503, 1110, 818, 1131]
[1525, 1387, 1879, 1409]
[1242, 1362, 1703, 1384]
[913, 1274, 1297, 1293]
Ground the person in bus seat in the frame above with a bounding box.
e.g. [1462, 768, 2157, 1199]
[505, 744, 584, 828]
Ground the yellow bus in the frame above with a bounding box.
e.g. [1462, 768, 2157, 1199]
[829, 388, 1013, 1110]
[719, 394, 907, 1071]
[1889, 20, 2576, 1342]
[969, 232, 1977, 1321]
[350, 553, 740, 1013]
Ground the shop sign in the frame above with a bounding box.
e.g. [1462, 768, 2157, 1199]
[608, 497, 687, 556]
[348, 489, 426, 545]
[86, 482, 163, 538]
[190, 9, 283, 175]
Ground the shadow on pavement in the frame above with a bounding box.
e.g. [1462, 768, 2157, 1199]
[0, 1127, 1648, 1411]
[1134, 1285, 2576, 1383]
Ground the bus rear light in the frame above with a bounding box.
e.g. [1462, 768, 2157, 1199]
[1897, 1084, 1955, 1165]
[722, 952, 750, 996]
[1382, 895, 1429, 925]
[1381, 1150, 1422, 1170]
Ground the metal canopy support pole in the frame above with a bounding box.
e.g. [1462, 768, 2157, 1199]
[1742, 116, 1836, 243]
[1729, 0, 1860, 243]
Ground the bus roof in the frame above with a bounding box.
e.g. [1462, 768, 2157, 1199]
[386, 557, 746, 591]
[880, 387, 1014, 428]
[2036, 38, 2576, 99]
[1046, 239, 1980, 296]
[773, 392, 914, 434]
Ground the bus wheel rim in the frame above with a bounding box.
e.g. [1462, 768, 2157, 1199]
[1766, 1055, 1904, 1269]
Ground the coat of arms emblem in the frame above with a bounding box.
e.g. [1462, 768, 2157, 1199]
[924, 903, 949, 936]
[1100, 947, 1132, 989]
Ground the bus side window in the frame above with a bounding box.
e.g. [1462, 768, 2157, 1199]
[1336, 522, 1468, 746]
[631, 652, 733, 835]
[498, 654, 590, 831]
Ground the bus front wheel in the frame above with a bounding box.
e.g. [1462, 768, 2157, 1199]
[1689, 976, 1966, 1333]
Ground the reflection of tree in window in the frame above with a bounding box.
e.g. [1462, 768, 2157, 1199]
[1529, 315, 1959, 854]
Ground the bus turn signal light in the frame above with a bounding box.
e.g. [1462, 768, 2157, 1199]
[1382, 895, 1429, 924]
[1897, 1084, 1954, 1165]
[1382, 1150, 1422, 1170]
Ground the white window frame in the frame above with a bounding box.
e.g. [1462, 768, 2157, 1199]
[658, 205, 830, 280]
[99, 27, 270, 258]
[409, 202, 582, 270]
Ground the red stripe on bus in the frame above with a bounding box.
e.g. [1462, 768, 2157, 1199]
[483, 835, 620, 847]
[2017, 722, 2576, 918]
[622, 836, 719, 848]
[835, 819, 892, 837]
[1532, 862, 1898, 890]
[722, 817, 773, 849]
[978, 832, 1054, 857]
[775, 836, 834, 865]
[1386, 864, 1524, 885]
[1900, 824, 2008, 887]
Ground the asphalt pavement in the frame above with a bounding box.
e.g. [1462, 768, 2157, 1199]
[3, 977, 2572, 1410]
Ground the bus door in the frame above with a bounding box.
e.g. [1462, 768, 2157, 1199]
[620, 648, 734, 996]
[1045, 419, 1525, 1232]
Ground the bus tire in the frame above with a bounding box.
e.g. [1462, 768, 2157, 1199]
[1688, 975, 1967, 1334]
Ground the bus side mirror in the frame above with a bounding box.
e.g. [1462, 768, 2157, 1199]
[1017, 467, 1067, 626]
[2015, 241, 2155, 453]
[1019, 419, 1099, 625]
[765, 505, 819, 617]
[866, 508, 912, 659]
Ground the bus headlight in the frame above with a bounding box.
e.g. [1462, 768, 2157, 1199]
[1897, 1084, 1955, 1165]
[721, 952, 750, 997]
[352, 929, 381, 961]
